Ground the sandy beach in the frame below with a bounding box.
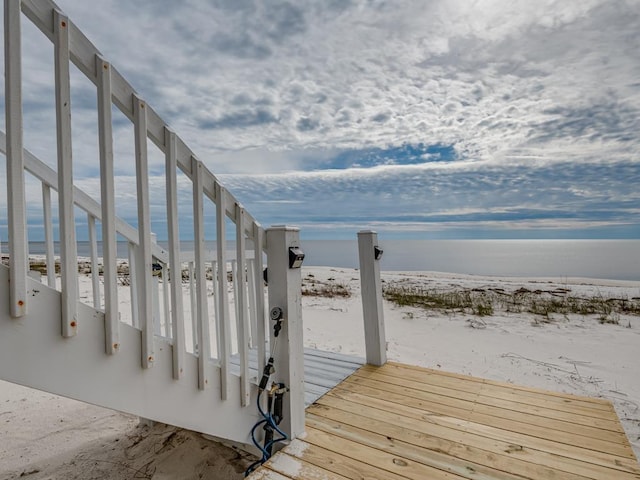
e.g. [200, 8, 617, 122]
[1, 265, 639, 479]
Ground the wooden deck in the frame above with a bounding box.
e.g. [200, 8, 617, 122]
[230, 348, 364, 406]
[249, 362, 640, 480]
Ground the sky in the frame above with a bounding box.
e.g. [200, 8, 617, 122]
[2, 0, 640, 240]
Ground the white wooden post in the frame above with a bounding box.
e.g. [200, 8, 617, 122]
[235, 204, 250, 407]
[216, 184, 231, 400]
[165, 128, 185, 380]
[210, 259, 219, 358]
[357, 230, 386, 366]
[188, 261, 197, 352]
[247, 258, 258, 349]
[253, 224, 266, 377]
[96, 55, 119, 354]
[54, 9, 78, 337]
[41, 183, 56, 288]
[192, 157, 210, 390]
[5, 0, 28, 318]
[152, 274, 161, 337]
[133, 95, 154, 367]
[87, 213, 101, 309]
[128, 241, 139, 328]
[265, 226, 305, 440]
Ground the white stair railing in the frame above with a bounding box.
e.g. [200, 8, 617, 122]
[1, 0, 305, 443]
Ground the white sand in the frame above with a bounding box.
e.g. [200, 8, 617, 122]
[1, 266, 639, 478]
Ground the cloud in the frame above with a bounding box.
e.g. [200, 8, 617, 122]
[2, 0, 639, 240]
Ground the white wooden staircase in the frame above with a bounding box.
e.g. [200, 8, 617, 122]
[0, 0, 322, 447]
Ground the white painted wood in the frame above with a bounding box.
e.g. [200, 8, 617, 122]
[210, 259, 219, 359]
[216, 184, 231, 400]
[133, 96, 155, 366]
[192, 157, 210, 390]
[165, 128, 185, 380]
[21, 0, 261, 241]
[231, 259, 238, 330]
[357, 230, 387, 366]
[0, 132, 168, 263]
[5, 0, 28, 318]
[247, 258, 257, 349]
[265, 226, 306, 440]
[152, 275, 161, 336]
[127, 242, 139, 329]
[41, 183, 56, 288]
[0, 264, 261, 445]
[54, 9, 78, 337]
[96, 55, 119, 354]
[188, 261, 197, 353]
[87, 213, 101, 309]
[253, 224, 266, 377]
[161, 265, 170, 338]
[235, 204, 250, 407]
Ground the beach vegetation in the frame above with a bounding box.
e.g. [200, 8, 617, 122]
[383, 283, 639, 323]
[302, 276, 351, 298]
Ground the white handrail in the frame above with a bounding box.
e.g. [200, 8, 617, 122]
[20, 0, 261, 240]
[2, 0, 307, 428]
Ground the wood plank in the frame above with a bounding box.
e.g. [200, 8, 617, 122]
[235, 204, 250, 406]
[283, 439, 411, 480]
[317, 391, 633, 459]
[133, 95, 154, 369]
[304, 348, 365, 366]
[385, 361, 612, 406]
[314, 392, 635, 475]
[87, 213, 100, 309]
[355, 367, 615, 420]
[165, 128, 185, 379]
[96, 55, 119, 354]
[346, 372, 624, 433]
[54, 9, 78, 338]
[216, 184, 231, 400]
[303, 426, 470, 480]
[265, 451, 351, 480]
[252, 225, 266, 377]
[41, 184, 56, 288]
[5, 0, 28, 318]
[246, 467, 292, 480]
[327, 382, 630, 453]
[251, 361, 638, 480]
[306, 412, 592, 480]
[367, 363, 614, 413]
[308, 408, 639, 480]
[192, 157, 210, 389]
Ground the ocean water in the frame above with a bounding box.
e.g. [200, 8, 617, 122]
[300, 239, 640, 281]
[16, 239, 640, 281]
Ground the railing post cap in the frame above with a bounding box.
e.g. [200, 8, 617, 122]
[358, 230, 377, 235]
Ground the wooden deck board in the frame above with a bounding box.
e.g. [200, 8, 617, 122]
[249, 362, 640, 480]
[229, 347, 364, 406]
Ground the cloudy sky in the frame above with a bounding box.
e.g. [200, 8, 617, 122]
[3, 0, 640, 240]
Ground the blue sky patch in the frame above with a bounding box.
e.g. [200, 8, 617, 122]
[315, 143, 457, 170]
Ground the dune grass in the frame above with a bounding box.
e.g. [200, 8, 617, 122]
[383, 284, 640, 324]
